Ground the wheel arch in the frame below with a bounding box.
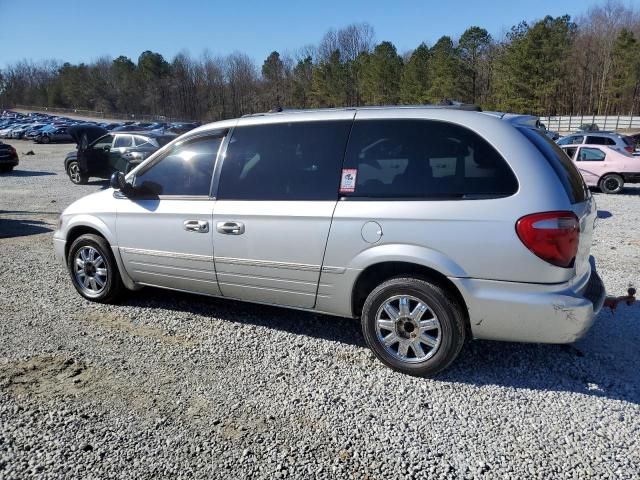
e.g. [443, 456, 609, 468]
[350, 261, 469, 332]
[64, 219, 137, 291]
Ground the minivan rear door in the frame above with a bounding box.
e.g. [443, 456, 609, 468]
[211, 112, 354, 308]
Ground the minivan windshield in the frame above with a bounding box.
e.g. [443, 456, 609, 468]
[518, 127, 588, 204]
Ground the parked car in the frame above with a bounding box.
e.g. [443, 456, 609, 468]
[53, 107, 605, 376]
[578, 123, 599, 132]
[35, 126, 73, 143]
[64, 125, 175, 184]
[559, 144, 640, 193]
[557, 131, 636, 155]
[165, 122, 200, 135]
[0, 141, 19, 172]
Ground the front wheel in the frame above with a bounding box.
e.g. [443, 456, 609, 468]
[361, 277, 466, 377]
[67, 234, 123, 303]
[67, 161, 88, 184]
[599, 173, 624, 194]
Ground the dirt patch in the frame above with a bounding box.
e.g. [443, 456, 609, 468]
[79, 311, 197, 346]
[0, 354, 102, 398]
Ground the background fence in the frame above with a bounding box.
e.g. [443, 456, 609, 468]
[543, 115, 640, 133]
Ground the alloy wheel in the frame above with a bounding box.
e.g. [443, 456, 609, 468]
[375, 294, 441, 363]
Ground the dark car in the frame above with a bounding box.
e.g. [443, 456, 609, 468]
[0, 142, 19, 173]
[35, 126, 74, 143]
[64, 125, 175, 184]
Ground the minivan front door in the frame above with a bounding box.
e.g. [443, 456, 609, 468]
[212, 115, 354, 308]
[115, 134, 225, 296]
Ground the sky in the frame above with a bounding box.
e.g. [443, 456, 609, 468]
[0, 0, 626, 67]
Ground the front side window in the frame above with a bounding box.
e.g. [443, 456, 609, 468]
[557, 135, 584, 146]
[133, 136, 222, 196]
[92, 134, 114, 150]
[217, 121, 352, 201]
[342, 120, 518, 199]
[578, 148, 606, 162]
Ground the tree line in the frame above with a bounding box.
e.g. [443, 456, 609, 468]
[1, 1, 640, 121]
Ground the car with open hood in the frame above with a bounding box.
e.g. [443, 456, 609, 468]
[64, 125, 175, 184]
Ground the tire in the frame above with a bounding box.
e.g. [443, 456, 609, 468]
[0, 165, 13, 173]
[67, 234, 123, 303]
[361, 277, 466, 377]
[67, 161, 88, 185]
[599, 174, 624, 194]
[41, 135, 50, 144]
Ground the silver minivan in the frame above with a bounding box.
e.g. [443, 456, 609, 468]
[54, 107, 606, 376]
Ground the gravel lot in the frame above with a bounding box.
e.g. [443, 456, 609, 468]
[1, 139, 639, 479]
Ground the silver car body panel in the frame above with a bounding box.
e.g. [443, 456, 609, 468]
[54, 107, 602, 345]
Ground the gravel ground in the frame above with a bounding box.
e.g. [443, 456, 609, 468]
[0, 139, 639, 479]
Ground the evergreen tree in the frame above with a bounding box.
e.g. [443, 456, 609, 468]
[261, 51, 286, 108]
[311, 50, 348, 107]
[458, 27, 492, 104]
[360, 41, 403, 105]
[399, 43, 430, 104]
[427, 36, 462, 103]
[291, 56, 313, 108]
[607, 29, 640, 114]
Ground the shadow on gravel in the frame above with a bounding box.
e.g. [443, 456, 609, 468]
[1, 169, 56, 177]
[122, 287, 366, 348]
[0, 218, 52, 238]
[597, 210, 612, 219]
[439, 308, 640, 405]
[123, 287, 639, 405]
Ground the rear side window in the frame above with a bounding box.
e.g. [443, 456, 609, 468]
[133, 135, 158, 148]
[622, 136, 635, 147]
[341, 120, 517, 199]
[114, 135, 133, 148]
[586, 136, 614, 145]
[134, 136, 222, 196]
[217, 121, 352, 200]
[518, 127, 588, 204]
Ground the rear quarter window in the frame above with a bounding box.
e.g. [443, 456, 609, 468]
[342, 119, 518, 199]
[518, 127, 588, 204]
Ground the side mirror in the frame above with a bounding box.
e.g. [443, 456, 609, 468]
[110, 171, 133, 195]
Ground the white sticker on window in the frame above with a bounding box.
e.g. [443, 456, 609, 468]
[340, 168, 357, 193]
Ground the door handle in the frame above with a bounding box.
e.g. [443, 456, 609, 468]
[216, 221, 245, 235]
[183, 220, 209, 233]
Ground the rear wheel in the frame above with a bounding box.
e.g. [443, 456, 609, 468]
[41, 135, 50, 144]
[361, 277, 466, 377]
[67, 161, 88, 184]
[599, 173, 624, 194]
[67, 234, 123, 303]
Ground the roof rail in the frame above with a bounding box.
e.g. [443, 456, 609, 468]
[241, 102, 482, 117]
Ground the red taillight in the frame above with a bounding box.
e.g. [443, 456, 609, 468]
[516, 211, 580, 268]
[8, 146, 16, 154]
[624, 145, 635, 154]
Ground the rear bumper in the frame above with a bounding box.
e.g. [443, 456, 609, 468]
[451, 259, 606, 344]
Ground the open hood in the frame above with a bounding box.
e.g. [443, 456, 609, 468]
[68, 124, 108, 150]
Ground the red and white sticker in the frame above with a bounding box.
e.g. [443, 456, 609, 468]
[340, 168, 357, 193]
